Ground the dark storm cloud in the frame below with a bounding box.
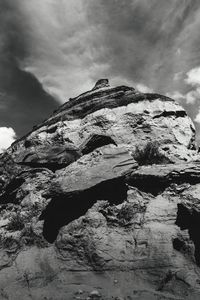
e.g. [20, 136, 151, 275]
[0, 0, 58, 137]
[13, 0, 200, 105]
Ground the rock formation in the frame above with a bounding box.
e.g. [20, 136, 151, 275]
[0, 79, 200, 299]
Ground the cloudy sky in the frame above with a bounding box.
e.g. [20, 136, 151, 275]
[1, 0, 200, 151]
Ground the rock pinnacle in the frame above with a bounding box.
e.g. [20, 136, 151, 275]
[92, 79, 110, 90]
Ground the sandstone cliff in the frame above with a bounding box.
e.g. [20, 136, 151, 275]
[0, 79, 200, 299]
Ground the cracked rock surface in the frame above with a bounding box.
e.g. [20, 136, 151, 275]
[0, 80, 200, 299]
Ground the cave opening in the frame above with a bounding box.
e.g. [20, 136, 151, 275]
[39, 177, 128, 243]
[81, 134, 117, 155]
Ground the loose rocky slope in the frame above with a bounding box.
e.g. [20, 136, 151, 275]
[0, 79, 200, 299]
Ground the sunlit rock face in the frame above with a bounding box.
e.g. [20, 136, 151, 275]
[2, 79, 197, 175]
[0, 80, 200, 299]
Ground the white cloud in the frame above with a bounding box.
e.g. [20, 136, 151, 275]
[185, 67, 200, 86]
[173, 72, 183, 81]
[186, 88, 200, 104]
[111, 77, 153, 93]
[195, 109, 200, 124]
[167, 88, 200, 105]
[135, 83, 153, 93]
[184, 67, 200, 105]
[111, 77, 134, 87]
[0, 127, 16, 153]
[166, 91, 185, 101]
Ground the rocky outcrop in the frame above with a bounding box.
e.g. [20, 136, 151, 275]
[92, 78, 110, 90]
[0, 80, 200, 299]
[2, 79, 197, 175]
[125, 162, 200, 195]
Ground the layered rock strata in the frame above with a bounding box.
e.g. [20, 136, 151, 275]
[0, 80, 200, 299]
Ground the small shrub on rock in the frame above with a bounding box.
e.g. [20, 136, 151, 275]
[7, 213, 25, 231]
[132, 141, 170, 165]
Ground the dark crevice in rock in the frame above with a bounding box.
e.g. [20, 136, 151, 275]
[0, 177, 25, 204]
[22, 152, 37, 162]
[18, 147, 81, 172]
[19, 135, 117, 172]
[0, 168, 53, 205]
[80, 134, 117, 155]
[173, 238, 185, 251]
[125, 171, 200, 196]
[126, 175, 170, 195]
[188, 137, 197, 150]
[18, 162, 72, 172]
[46, 125, 58, 134]
[175, 203, 200, 266]
[153, 110, 187, 119]
[39, 177, 128, 243]
[24, 140, 32, 148]
[3, 177, 25, 194]
[187, 125, 197, 150]
[157, 271, 174, 292]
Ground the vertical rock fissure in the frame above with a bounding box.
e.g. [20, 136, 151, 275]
[175, 203, 200, 266]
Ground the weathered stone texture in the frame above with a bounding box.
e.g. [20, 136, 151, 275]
[0, 80, 200, 299]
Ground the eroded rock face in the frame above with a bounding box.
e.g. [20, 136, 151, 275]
[0, 80, 200, 299]
[1, 79, 197, 178]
